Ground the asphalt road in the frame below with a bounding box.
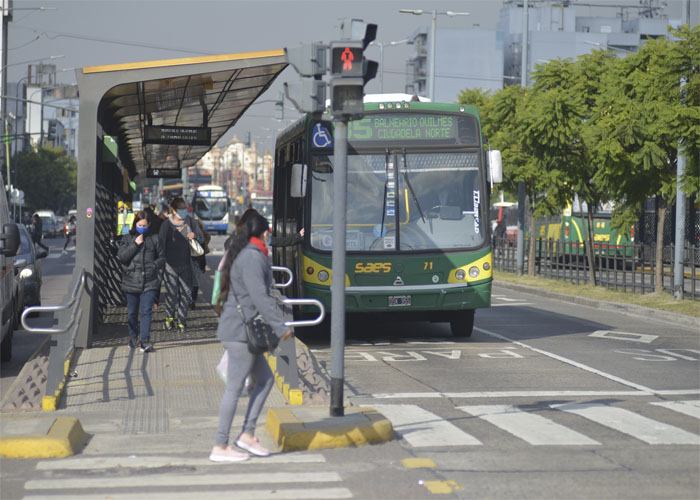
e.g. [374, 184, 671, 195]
[2, 233, 698, 499]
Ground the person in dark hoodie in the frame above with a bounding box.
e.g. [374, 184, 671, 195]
[118, 210, 165, 352]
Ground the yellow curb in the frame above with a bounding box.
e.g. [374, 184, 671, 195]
[402, 457, 437, 469]
[422, 480, 464, 494]
[0, 417, 88, 459]
[42, 349, 76, 411]
[265, 406, 394, 451]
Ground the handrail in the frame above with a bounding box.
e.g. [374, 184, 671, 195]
[282, 298, 325, 327]
[21, 268, 86, 334]
[271, 265, 293, 288]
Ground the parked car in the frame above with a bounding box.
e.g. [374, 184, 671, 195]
[33, 210, 58, 238]
[14, 224, 47, 317]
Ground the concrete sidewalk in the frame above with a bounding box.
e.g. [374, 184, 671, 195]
[0, 271, 394, 458]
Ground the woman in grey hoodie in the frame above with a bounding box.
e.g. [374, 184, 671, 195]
[210, 212, 293, 462]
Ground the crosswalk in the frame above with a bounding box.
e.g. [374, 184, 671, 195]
[21, 401, 700, 499]
[374, 400, 700, 448]
[24, 454, 352, 500]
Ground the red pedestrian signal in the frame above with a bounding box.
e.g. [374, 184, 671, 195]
[341, 47, 354, 71]
[330, 42, 363, 77]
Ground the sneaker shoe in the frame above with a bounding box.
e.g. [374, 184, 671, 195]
[178, 323, 185, 334]
[165, 317, 175, 331]
[209, 446, 249, 463]
[140, 341, 155, 353]
[127, 338, 138, 349]
[235, 435, 270, 457]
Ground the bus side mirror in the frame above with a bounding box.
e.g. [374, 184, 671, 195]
[489, 150, 502, 184]
[290, 163, 307, 198]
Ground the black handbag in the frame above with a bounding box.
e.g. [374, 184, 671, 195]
[230, 288, 279, 355]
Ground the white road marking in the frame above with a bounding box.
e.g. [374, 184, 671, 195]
[590, 330, 659, 344]
[372, 404, 482, 446]
[36, 453, 326, 470]
[25, 472, 342, 490]
[650, 400, 700, 420]
[371, 390, 656, 399]
[458, 405, 600, 446]
[552, 403, 700, 445]
[22, 488, 353, 500]
[492, 302, 533, 307]
[474, 326, 657, 394]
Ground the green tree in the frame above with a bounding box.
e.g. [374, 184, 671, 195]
[591, 25, 700, 292]
[15, 146, 77, 214]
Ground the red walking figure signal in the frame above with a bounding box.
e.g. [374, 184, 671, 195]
[341, 47, 354, 71]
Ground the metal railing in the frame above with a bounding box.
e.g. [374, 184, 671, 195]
[269, 266, 325, 404]
[492, 237, 699, 300]
[20, 268, 87, 410]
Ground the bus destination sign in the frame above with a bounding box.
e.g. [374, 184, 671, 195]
[147, 167, 181, 178]
[144, 126, 212, 146]
[340, 113, 478, 146]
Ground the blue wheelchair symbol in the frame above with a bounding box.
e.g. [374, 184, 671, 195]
[312, 123, 333, 149]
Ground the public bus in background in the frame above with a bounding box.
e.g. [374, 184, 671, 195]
[272, 96, 502, 337]
[250, 190, 273, 226]
[532, 198, 635, 259]
[191, 185, 230, 234]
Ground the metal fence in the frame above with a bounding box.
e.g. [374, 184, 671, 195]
[492, 237, 699, 300]
[21, 268, 87, 410]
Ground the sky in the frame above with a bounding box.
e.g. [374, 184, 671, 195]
[7, 0, 698, 155]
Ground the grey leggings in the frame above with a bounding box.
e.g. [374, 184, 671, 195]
[215, 341, 275, 447]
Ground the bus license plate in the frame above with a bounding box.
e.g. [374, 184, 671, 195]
[388, 295, 411, 307]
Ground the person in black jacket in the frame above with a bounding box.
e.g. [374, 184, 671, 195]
[159, 197, 204, 333]
[118, 210, 165, 352]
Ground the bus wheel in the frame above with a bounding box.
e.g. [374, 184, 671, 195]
[450, 310, 475, 338]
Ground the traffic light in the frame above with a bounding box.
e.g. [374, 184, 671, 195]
[47, 119, 58, 142]
[274, 91, 284, 121]
[284, 42, 327, 113]
[329, 21, 378, 116]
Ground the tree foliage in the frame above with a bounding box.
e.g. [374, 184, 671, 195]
[15, 146, 77, 214]
[457, 24, 699, 286]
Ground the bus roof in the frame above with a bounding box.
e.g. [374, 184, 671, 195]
[195, 185, 224, 191]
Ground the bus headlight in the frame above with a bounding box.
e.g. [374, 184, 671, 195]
[469, 266, 480, 278]
[483, 262, 490, 271]
[317, 270, 329, 282]
[455, 269, 466, 281]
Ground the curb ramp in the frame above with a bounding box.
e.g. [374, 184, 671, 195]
[0, 417, 88, 459]
[266, 406, 394, 451]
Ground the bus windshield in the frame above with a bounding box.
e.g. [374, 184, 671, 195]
[310, 151, 484, 252]
[193, 196, 228, 220]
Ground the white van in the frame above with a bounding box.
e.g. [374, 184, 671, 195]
[0, 176, 21, 361]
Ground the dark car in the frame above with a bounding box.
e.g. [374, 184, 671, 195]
[14, 224, 47, 315]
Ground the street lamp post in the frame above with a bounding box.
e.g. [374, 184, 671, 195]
[399, 9, 469, 101]
[369, 38, 411, 93]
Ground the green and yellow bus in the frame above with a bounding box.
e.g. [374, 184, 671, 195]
[272, 98, 501, 337]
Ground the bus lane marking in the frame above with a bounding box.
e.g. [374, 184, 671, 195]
[590, 330, 659, 344]
[474, 326, 657, 394]
[343, 347, 524, 362]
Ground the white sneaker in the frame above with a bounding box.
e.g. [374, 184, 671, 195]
[209, 446, 249, 462]
[235, 435, 270, 457]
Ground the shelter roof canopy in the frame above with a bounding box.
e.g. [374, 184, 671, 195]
[81, 50, 287, 178]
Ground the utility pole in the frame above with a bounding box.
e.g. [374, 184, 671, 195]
[516, 0, 528, 275]
[673, 0, 690, 300]
[1, 1, 10, 190]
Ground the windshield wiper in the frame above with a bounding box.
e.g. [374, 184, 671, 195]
[379, 149, 390, 238]
[401, 149, 425, 224]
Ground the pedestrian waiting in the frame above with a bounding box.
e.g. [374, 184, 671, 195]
[117, 210, 165, 352]
[210, 212, 293, 462]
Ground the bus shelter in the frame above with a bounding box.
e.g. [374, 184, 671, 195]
[74, 50, 287, 348]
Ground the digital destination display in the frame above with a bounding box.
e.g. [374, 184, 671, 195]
[339, 113, 479, 146]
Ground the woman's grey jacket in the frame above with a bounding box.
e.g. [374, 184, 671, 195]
[216, 243, 288, 343]
[118, 233, 165, 294]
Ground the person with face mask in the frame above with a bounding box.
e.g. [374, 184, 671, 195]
[158, 197, 204, 333]
[118, 210, 165, 352]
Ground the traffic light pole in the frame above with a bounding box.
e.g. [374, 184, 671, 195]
[330, 118, 348, 417]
